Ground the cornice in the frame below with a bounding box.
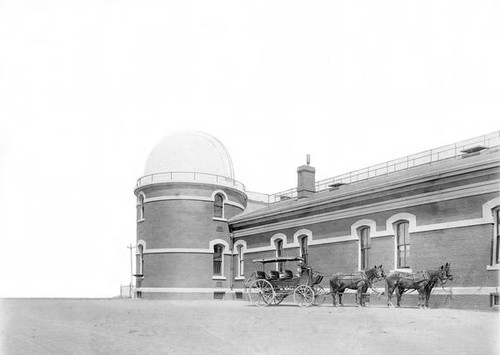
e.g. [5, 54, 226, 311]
[232, 180, 499, 237]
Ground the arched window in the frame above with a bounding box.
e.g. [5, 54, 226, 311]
[299, 236, 308, 264]
[236, 245, 244, 277]
[396, 221, 410, 268]
[493, 207, 500, 265]
[358, 227, 370, 270]
[136, 244, 144, 276]
[213, 244, 224, 276]
[214, 193, 224, 218]
[138, 194, 145, 221]
[275, 239, 284, 273]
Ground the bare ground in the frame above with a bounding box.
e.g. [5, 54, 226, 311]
[0, 298, 498, 355]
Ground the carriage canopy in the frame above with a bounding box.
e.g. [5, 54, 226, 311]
[252, 256, 304, 264]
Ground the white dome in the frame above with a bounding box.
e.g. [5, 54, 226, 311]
[144, 131, 235, 179]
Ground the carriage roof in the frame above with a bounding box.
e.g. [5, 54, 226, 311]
[252, 256, 304, 264]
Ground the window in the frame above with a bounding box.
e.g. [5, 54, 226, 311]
[494, 208, 500, 265]
[213, 244, 224, 276]
[275, 239, 284, 273]
[214, 193, 224, 218]
[359, 227, 370, 270]
[237, 245, 244, 277]
[396, 221, 410, 268]
[299, 236, 308, 264]
[138, 194, 145, 221]
[136, 245, 144, 276]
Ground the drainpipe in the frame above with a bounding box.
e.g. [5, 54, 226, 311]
[229, 231, 234, 292]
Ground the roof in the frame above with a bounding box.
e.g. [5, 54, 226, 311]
[230, 146, 500, 225]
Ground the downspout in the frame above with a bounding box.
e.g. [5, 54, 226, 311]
[229, 230, 234, 291]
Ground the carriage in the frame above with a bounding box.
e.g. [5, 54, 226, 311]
[245, 256, 327, 307]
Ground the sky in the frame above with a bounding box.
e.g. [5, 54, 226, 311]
[0, 0, 498, 297]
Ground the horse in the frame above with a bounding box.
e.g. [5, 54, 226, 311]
[420, 262, 453, 309]
[385, 264, 449, 308]
[329, 265, 385, 307]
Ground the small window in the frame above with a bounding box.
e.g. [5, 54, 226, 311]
[299, 236, 308, 264]
[214, 194, 224, 218]
[396, 221, 410, 268]
[213, 292, 225, 300]
[359, 227, 370, 270]
[275, 239, 284, 273]
[213, 244, 224, 276]
[136, 245, 144, 275]
[490, 292, 499, 307]
[237, 245, 244, 277]
[138, 194, 145, 221]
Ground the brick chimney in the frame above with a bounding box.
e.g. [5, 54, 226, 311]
[297, 155, 315, 199]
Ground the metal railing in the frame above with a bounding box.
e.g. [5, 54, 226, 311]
[268, 131, 500, 203]
[136, 171, 246, 191]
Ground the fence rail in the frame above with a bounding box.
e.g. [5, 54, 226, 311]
[136, 171, 246, 191]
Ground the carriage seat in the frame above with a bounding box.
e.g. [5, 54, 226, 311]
[256, 271, 267, 279]
[279, 270, 294, 280]
[269, 270, 280, 280]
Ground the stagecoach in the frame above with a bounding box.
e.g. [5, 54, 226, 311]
[245, 256, 327, 307]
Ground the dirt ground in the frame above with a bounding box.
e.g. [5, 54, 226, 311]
[0, 298, 498, 355]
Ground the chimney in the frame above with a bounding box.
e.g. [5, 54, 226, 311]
[297, 154, 315, 199]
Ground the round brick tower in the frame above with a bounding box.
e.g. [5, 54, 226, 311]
[134, 132, 247, 299]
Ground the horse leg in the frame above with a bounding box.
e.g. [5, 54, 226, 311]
[425, 290, 431, 309]
[396, 287, 403, 307]
[356, 287, 362, 307]
[361, 285, 368, 307]
[386, 284, 394, 308]
[338, 291, 344, 306]
[330, 281, 339, 307]
[417, 290, 423, 309]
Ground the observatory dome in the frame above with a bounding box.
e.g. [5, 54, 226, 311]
[144, 131, 235, 179]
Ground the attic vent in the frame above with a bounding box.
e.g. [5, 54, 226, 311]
[328, 183, 347, 190]
[461, 146, 488, 155]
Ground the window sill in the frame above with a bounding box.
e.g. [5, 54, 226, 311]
[212, 276, 227, 280]
[486, 264, 500, 271]
[234, 276, 245, 281]
[213, 217, 227, 222]
[392, 268, 412, 273]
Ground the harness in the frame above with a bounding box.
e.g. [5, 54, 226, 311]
[333, 269, 382, 291]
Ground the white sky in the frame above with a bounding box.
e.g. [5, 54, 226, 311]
[0, 1, 498, 297]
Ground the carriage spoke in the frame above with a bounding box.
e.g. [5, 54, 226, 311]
[312, 285, 327, 306]
[247, 279, 275, 307]
[293, 285, 314, 307]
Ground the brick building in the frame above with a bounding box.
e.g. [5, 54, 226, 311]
[134, 131, 500, 308]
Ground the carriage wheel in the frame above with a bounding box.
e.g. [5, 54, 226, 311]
[293, 285, 314, 307]
[272, 294, 286, 305]
[312, 285, 327, 306]
[247, 279, 275, 307]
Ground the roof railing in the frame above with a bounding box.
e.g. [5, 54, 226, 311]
[135, 171, 246, 191]
[268, 131, 500, 204]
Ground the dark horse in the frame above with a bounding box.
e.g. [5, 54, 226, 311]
[329, 265, 385, 307]
[385, 262, 452, 308]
